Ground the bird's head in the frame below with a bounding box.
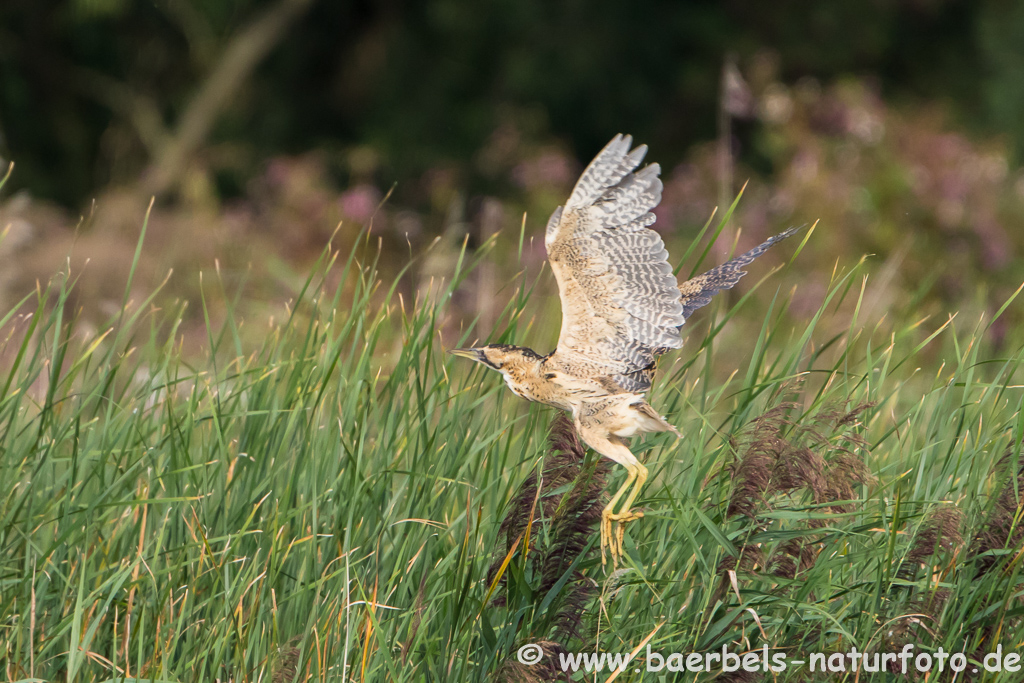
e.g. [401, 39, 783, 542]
[449, 344, 544, 376]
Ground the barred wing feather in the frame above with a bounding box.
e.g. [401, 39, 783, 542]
[677, 226, 802, 319]
[546, 135, 685, 375]
[610, 227, 803, 394]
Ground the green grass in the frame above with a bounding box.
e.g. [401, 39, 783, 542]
[3, 207, 1024, 683]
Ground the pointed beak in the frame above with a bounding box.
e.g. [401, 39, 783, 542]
[449, 348, 483, 362]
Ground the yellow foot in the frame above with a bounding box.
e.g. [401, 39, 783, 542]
[614, 509, 643, 561]
[601, 508, 644, 569]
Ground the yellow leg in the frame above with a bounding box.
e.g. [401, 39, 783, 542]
[601, 464, 637, 569]
[611, 463, 648, 560]
[576, 418, 653, 570]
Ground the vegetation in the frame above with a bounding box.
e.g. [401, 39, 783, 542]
[3, 187, 1024, 681]
[4, 4, 1023, 680]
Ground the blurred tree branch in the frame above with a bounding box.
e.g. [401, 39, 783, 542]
[142, 0, 316, 197]
[163, 0, 219, 67]
[69, 66, 170, 158]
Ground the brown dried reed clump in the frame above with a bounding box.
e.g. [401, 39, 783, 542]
[879, 454, 1024, 681]
[716, 670, 762, 683]
[970, 452, 1024, 576]
[767, 538, 819, 580]
[490, 414, 608, 681]
[270, 637, 302, 683]
[489, 414, 607, 572]
[712, 402, 876, 644]
[496, 640, 572, 683]
[894, 506, 964, 584]
[717, 543, 766, 575]
[725, 402, 876, 522]
[944, 452, 1024, 679]
[720, 402, 875, 585]
[883, 506, 964, 664]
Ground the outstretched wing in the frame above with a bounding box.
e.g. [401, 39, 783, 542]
[678, 226, 802, 319]
[615, 226, 803, 393]
[546, 135, 685, 380]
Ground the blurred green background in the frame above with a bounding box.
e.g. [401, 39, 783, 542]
[1, 0, 1023, 350]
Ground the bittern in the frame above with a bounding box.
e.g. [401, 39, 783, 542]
[452, 134, 800, 568]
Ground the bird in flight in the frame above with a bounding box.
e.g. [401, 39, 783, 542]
[452, 134, 801, 568]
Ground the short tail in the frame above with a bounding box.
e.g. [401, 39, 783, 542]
[632, 400, 682, 438]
